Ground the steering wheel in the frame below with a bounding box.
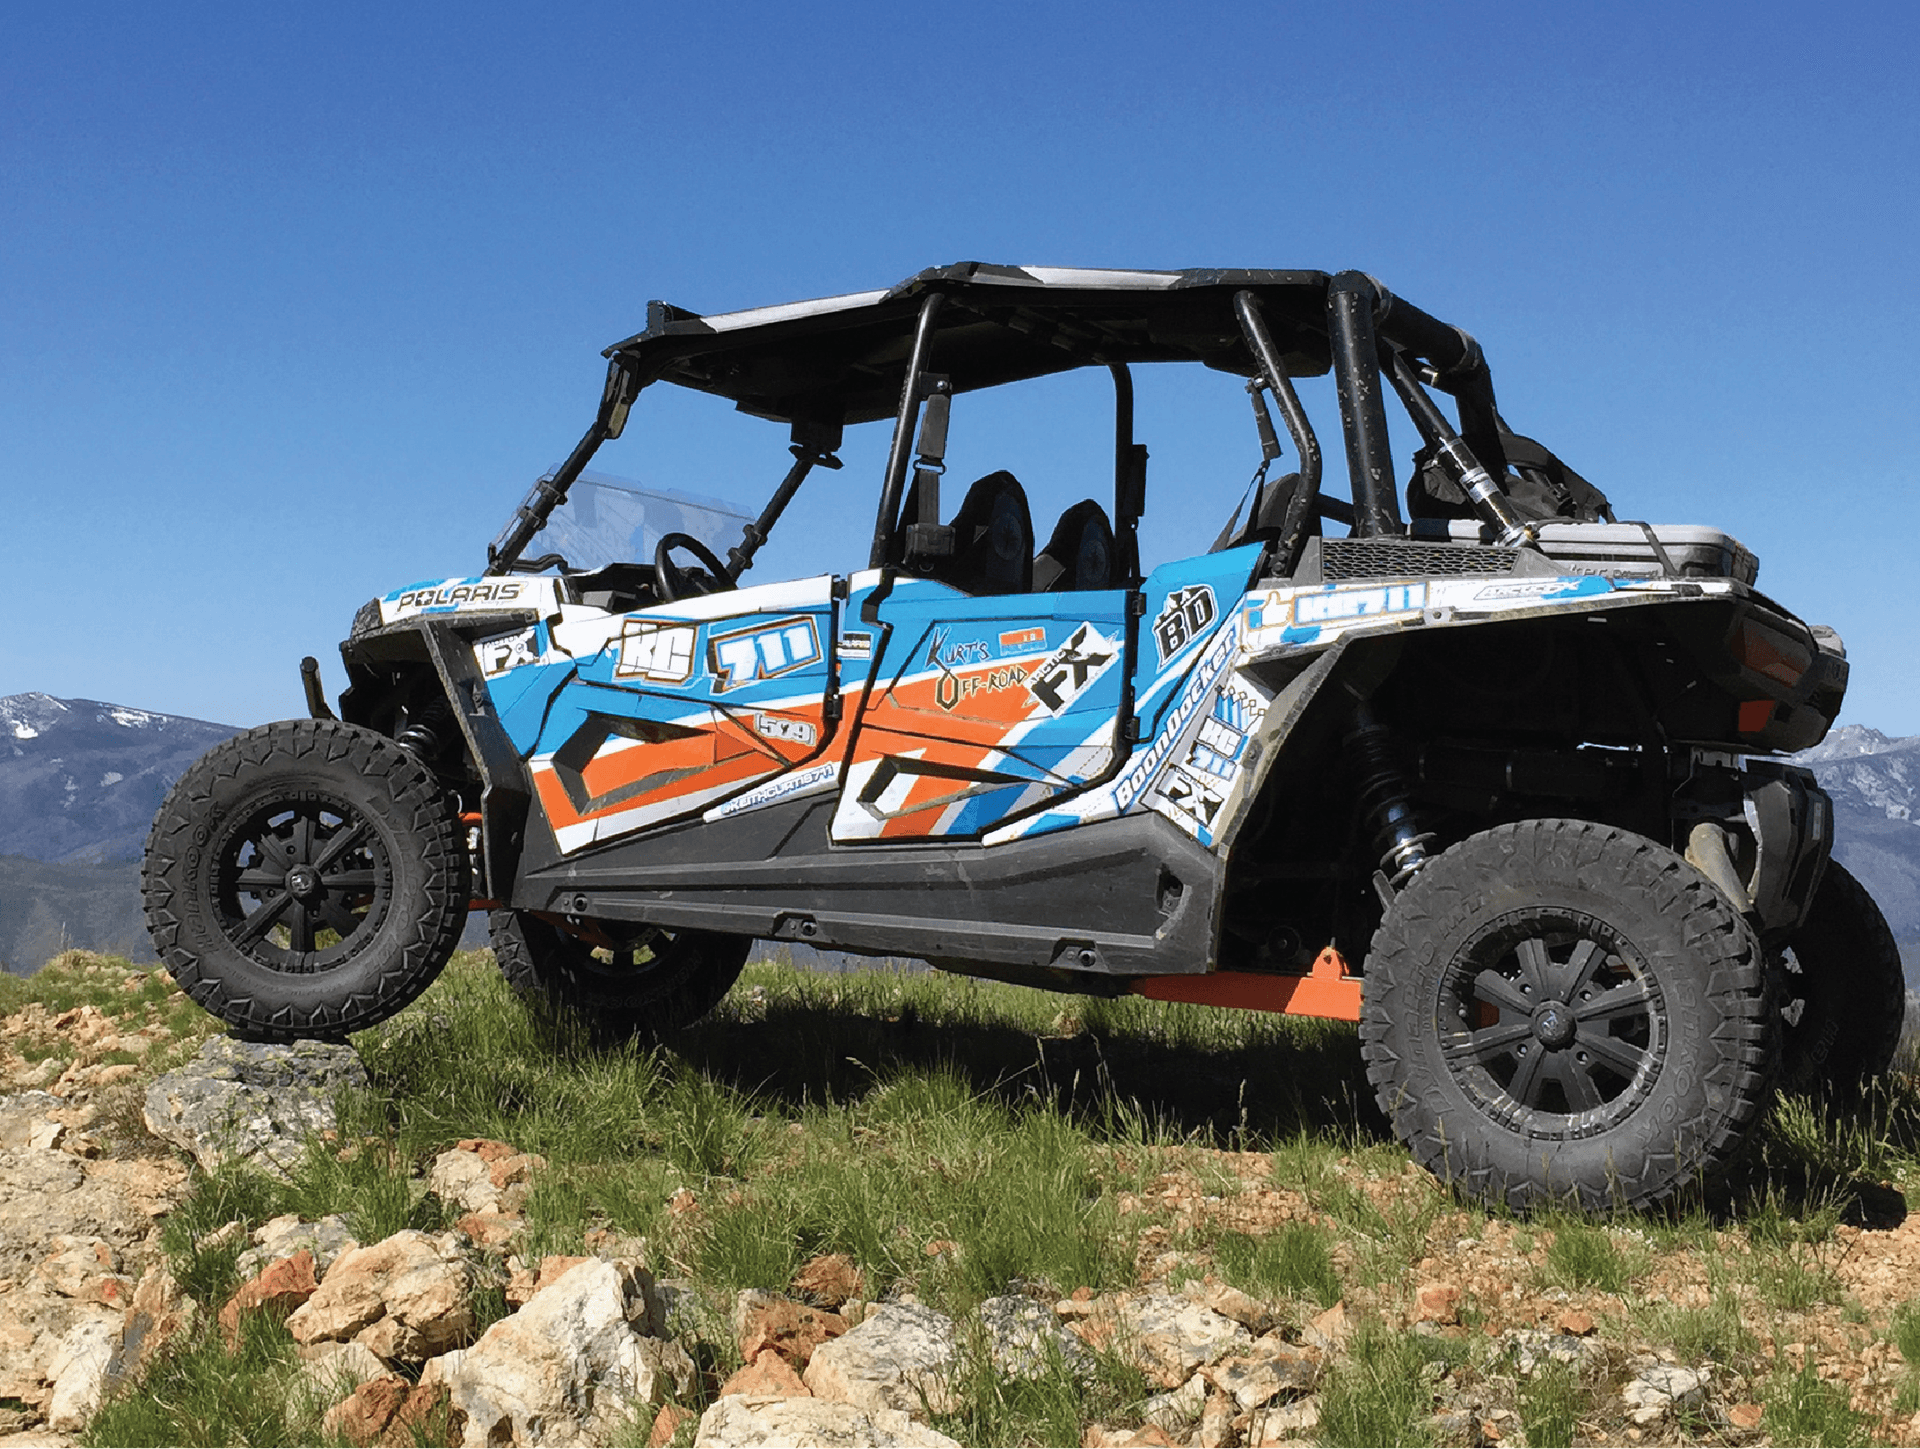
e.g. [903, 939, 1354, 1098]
[654, 531, 734, 602]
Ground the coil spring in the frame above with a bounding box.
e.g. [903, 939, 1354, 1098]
[1347, 706, 1433, 893]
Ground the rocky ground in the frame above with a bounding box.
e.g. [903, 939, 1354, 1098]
[4, 952, 1920, 1447]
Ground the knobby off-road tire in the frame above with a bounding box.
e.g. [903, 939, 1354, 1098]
[1361, 819, 1777, 1213]
[489, 910, 749, 1039]
[1778, 861, 1905, 1092]
[143, 720, 469, 1041]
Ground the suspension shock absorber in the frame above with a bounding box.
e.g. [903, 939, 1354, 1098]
[1347, 702, 1434, 904]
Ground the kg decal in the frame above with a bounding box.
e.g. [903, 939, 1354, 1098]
[1025, 623, 1120, 715]
[839, 630, 873, 661]
[615, 621, 696, 682]
[708, 616, 823, 691]
[476, 627, 539, 677]
[1153, 585, 1217, 662]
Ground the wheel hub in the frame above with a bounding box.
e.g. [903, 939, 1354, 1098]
[1531, 1001, 1576, 1050]
[284, 865, 323, 902]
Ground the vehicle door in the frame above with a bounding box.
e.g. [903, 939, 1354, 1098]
[830, 576, 1132, 842]
[498, 577, 840, 854]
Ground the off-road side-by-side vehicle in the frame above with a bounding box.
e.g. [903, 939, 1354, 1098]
[145, 264, 1903, 1211]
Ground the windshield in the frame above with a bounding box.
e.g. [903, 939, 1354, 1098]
[523, 472, 753, 574]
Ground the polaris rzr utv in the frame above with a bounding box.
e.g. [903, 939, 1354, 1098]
[144, 264, 1901, 1212]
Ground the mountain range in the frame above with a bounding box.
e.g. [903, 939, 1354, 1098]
[2, 692, 1917, 977]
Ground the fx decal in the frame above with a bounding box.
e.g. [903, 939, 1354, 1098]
[476, 627, 539, 677]
[1026, 623, 1120, 715]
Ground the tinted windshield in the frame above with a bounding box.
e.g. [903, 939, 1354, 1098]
[524, 472, 753, 574]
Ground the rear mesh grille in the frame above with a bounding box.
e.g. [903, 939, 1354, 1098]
[1322, 539, 1516, 580]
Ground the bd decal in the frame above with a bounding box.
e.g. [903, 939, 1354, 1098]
[476, 627, 539, 678]
[1026, 623, 1120, 715]
[839, 630, 874, 660]
[616, 621, 697, 682]
[708, 615, 822, 691]
[1153, 585, 1217, 662]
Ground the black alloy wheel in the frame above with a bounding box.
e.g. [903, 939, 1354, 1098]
[1362, 819, 1778, 1213]
[491, 908, 749, 1039]
[1439, 922, 1664, 1135]
[144, 720, 469, 1040]
[216, 796, 394, 970]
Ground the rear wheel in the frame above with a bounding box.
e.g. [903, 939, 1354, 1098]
[1777, 861, 1906, 1091]
[490, 910, 749, 1037]
[142, 720, 469, 1041]
[1361, 819, 1777, 1213]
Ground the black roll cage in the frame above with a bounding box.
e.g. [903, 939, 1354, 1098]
[484, 264, 1532, 580]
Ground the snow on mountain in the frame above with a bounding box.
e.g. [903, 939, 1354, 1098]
[1793, 726, 1920, 946]
[0, 693, 240, 864]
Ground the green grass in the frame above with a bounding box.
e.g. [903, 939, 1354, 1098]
[24, 943, 1920, 1447]
[1314, 1322, 1454, 1447]
[1518, 1361, 1585, 1448]
[1641, 1291, 1758, 1368]
[1540, 1221, 1635, 1294]
[1213, 1222, 1342, 1307]
[1764, 1355, 1873, 1447]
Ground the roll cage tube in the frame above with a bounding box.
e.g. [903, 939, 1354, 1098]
[486, 357, 646, 576]
[1109, 363, 1147, 588]
[1382, 348, 1535, 547]
[1233, 291, 1324, 573]
[869, 291, 947, 570]
[1327, 272, 1403, 538]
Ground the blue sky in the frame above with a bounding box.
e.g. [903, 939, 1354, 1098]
[3, 2, 1916, 731]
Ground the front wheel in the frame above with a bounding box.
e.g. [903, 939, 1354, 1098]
[1361, 819, 1777, 1213]
[489, 910, 749, 1038]
[142, 720, 470, 1041]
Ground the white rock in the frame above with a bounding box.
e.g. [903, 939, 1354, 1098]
[436, 1258, 692, 1447]
[45, 1315, 117, 1432]
[1143, 1371, 1208, 1433]
[141, 1037, 369, 1178]
[1118, 1292, 1252, 1385]
[1623, 1364, 1710, 1425]
[237, 1213, 358, 1280]
[427, 1149, 501, 1216]
[974, 1295, 1091, 1381]
[694, 1394, 962, 1448]
[292, 1339, 390, 1407]
[802, 1303, 958, 1420]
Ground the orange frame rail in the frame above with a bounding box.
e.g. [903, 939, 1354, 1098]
[1130, 946, 1363, 1022]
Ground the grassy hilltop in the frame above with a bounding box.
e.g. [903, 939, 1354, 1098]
[7, 949, 1920, 1446]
